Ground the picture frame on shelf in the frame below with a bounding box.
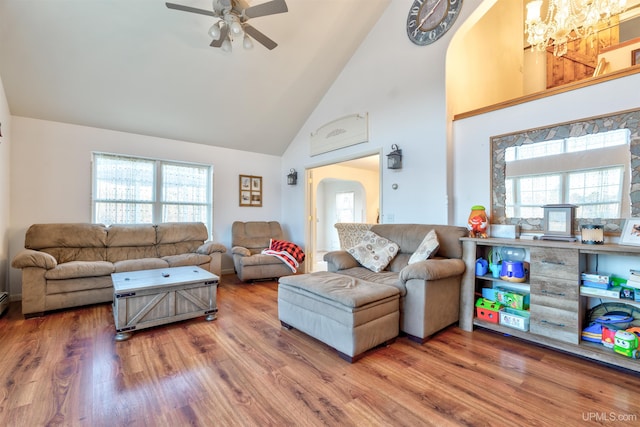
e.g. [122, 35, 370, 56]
[239, 175, 262, 207]
[619, 218, 640, 246]
[632, 48, 640, 66]
[541, 204, 577, 241]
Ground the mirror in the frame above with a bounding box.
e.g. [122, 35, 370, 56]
[491, 108, 640, 235]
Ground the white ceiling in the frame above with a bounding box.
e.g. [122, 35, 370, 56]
[0, 0, 390, 155]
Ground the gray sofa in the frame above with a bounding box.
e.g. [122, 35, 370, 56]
[11, 222, 226, 317]
[324, 223, 468, 343]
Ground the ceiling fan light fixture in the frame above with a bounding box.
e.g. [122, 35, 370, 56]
[230, 19, 243, 35]
[208, 22, 221, 40]
[166, 0, 288, 52]
[243, 34, 254, 49]
[221, 38, 232, 52]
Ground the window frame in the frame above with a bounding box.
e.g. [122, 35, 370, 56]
[506, 166, 624, 219]
[91, 152, 213, 235]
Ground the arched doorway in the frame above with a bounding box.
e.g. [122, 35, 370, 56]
[306, 154, 380, 272]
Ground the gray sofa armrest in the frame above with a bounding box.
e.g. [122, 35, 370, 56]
[400, 258, 465, 283]
[11, 249, 57, 270]
[323, 250, 360, 271]
[197, 241, 227, 255]
[231, 246, 251, 257]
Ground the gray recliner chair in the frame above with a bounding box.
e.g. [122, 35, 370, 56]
[231, 221, 296, 282]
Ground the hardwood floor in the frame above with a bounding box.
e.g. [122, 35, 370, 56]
[1, 275, 640, 426]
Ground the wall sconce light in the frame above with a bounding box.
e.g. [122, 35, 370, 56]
[287, 168, 298, 185]
[387, 144, 402, 169]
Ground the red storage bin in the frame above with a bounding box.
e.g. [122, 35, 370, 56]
[475, 298, 502, 323]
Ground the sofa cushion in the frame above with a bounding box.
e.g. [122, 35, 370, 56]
[24, 223, 109, 263]
[25, 223, 108, 250]
[231, 221, 284, 252]
[237, 253, 289, 267]
[336, 267, 406, 297]
[157, 222, 208, 243]
[370, 224, 467, 259]
[408, 229, 439, 264]
[162, 253, 211, 268]
[106, 224, 158, 262]
[348, 231, 399, 273]
[278, 272, 399, 308]
[44, 261, 115, 280]
[156, 222, 208, 257]
[113, 258, 169, 273]
[46, 276, 114, 295]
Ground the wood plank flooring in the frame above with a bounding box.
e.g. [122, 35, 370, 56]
[1, 275, 640, 426]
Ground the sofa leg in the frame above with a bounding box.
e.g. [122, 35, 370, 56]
[24, 312, 44, 319]
[336, 350, 359, 363]
[280, 320, 294, 330]
[406, 334, 430, 344]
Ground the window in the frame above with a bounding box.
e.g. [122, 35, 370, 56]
[92, 153, 213, 233]
[336, 192, 355, 223]
[505, 130, 628, 219]
[506, 167, 624, 219]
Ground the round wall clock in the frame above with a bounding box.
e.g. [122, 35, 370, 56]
[406, 0, 463, 46]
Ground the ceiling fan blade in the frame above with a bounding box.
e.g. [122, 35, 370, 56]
[244, 0, 288, 19]
[165, 2, 216, 17]
[210, 24, 230, 48]
[243, 24, 278, 50]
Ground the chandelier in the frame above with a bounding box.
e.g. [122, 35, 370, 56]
[525, 0, 628, 57]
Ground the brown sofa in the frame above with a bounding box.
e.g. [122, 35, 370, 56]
[11, 222, 226, 317]
[324, 223, 468, 342]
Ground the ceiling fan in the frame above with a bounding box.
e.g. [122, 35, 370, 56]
[165, 0, 288, 51]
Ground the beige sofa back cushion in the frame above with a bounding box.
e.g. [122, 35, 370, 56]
[370, 223, 467, 259]
[232, 221, 284, 255]
[156, 222, 208, 257]
[106, 224, 158, 262]
[25, 223, 108, 263]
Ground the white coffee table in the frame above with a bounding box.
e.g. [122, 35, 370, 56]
[111, 266, 219, 341]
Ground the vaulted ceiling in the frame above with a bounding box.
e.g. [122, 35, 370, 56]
[0, 0, 390, 155]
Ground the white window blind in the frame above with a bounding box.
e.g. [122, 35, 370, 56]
[92, 153, 213, 233]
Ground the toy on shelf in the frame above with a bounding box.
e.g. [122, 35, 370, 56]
[499, 246, 528, 283]
[467, 205, 488, 238]
[614, 330, 639, 358]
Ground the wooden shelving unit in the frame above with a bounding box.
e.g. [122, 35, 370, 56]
[460, 237, 640, 373]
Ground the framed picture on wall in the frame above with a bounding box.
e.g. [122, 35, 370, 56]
[632, 48, 640, 66]
[240, 175, 251, 191]
[239, 175, 262, 207]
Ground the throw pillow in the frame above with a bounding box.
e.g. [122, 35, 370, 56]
[348, 230, 399, 273]
[408, 229, 439, 264]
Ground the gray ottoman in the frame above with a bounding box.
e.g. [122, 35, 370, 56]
[278, 271, 400, 362]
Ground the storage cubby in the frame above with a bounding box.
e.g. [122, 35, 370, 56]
[460, 237, 640, 373]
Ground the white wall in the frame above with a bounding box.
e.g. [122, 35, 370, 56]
[452, 72, 640, 227]
[281, 0, 483, 248]
[8, 117, 283, 297]
[448, 0, 523, 115]
[0, 75, 11, 294]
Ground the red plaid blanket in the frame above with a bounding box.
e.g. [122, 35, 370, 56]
[262, 239, 305, 273]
